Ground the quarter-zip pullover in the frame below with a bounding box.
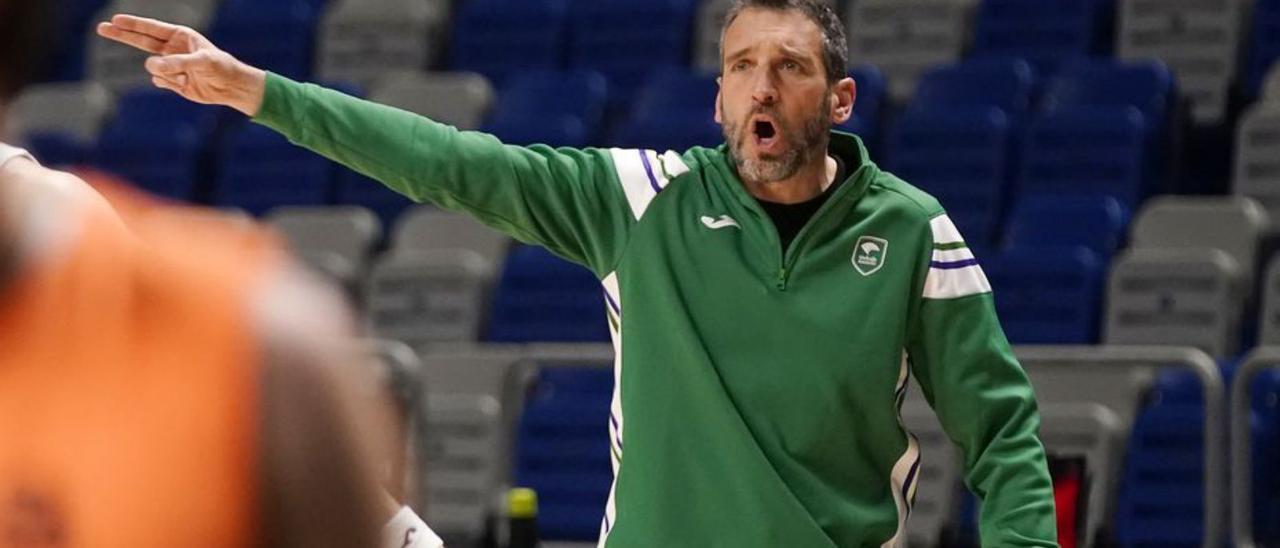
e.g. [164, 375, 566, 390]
[254, 73, 1058, 548]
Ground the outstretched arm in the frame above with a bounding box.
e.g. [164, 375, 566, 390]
[96, 15, 669, 277]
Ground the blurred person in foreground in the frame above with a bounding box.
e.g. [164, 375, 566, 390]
[98, 1, 1058, 545]
[0, 2, 441, 546]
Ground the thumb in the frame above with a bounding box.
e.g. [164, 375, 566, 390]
[144, 52, 206, 77]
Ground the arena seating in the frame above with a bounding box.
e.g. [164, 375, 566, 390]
[970, 0, 1114, 76]
[450, 0, 569, 85]
[482, 70, 610, 148]
[264, 205, 381, 284]
[94, 87, 219, 200]
[487, 246, 609, 344]
[31, 0, 1280, 544]
[11, 81, 114, 167]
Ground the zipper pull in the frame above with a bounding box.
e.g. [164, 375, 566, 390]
[776, 267, 788, 290]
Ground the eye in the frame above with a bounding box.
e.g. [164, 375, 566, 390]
[782, 60, 800, 72]
[731, 60, 751, 72]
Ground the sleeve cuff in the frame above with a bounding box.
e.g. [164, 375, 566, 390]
[382, 505, 445, 548]
[251, 71, 299, 128]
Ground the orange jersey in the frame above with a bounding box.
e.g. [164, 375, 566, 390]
[0, 165, 284, 547]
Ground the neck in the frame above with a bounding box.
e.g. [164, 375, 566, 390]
[744, 153, 838, 204]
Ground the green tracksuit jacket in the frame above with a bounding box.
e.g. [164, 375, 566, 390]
[254, 73, 1058, 547]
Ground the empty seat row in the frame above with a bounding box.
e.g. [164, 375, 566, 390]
[410, 344, 616, 545]
[263, 190, 1272, 361]
[52, 0, 1280, 128]
[989, 194, 1270, 355]
[267, 204, 611, 349]
[407, 341, 1280, 547]
[888, 57, 1175, 251]
[851, 0, 1258, 124]
[12, 53, 1189, 229]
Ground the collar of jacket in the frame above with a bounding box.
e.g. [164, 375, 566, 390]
[712, 130, 878, 213]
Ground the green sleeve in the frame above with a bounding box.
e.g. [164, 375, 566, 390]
[252, 72, 635, 277]
[906, 215, 1059, 547]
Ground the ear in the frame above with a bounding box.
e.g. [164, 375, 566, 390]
[830, 76, 856, 125]
[714, 76, 724, 125]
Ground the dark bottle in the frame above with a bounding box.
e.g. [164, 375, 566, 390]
[507, 488, 540, 548]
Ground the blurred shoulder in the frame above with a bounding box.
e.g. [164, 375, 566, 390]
[3, 159, 119, 222]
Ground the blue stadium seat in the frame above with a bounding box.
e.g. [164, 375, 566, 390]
[514, 365, 615, 541]
[1003, 193, 1128, 259]
[1021, 107, 1150, 206]
[1115, 402, 1206, 548]
[838, 64, 887, 153]
[888, 60, 1034, 248]
[451, 0, 569, 85]
[213, 124, 334, 215]
[44, 0, 111, 81]
[568, 0, 696, 105]
[94, 88, 220, 200]
[25, 132, 92, 168]
[889, 108, 1015, 248]
[987, 195, 1125, 344]
[612, 68, 720, 151]
[1245, 0, 1280, 98]
[910, 58, 1037, 115]
[208, 0, 321, 81]
[1020, 60, 1175, 207]
[985, 246, 1104, 344]
[487, 246, 609, 343]
[1137, 362, 1280, 545]
[971, 0, 1114, 76]
[1024, 104, 1157, 204]
[1256, 377, 1280, 545]
[1041, 59, 1175, 127]
[483, 70, 609, 147]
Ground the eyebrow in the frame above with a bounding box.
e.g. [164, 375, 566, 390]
[777, 43, 818, 65]
[724, 43, 819, 67]
[724, 45, 754, 62]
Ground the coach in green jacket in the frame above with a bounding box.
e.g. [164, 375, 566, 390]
[99, 1, 1058, 545]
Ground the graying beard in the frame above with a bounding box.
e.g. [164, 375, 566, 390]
[736, 150, 804, 185]
[724, 104, 831, 186]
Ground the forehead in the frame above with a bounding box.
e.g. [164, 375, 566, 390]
[723, 7, 825, 60]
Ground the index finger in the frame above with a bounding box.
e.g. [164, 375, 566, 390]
[107, 14, 182, 41]
[96, 23, 166, 54]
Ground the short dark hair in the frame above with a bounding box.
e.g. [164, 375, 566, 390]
[0, 0, 51, 102]
[720, 0, 849, 84]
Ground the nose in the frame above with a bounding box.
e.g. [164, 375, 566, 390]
[751, 71, 778, 106]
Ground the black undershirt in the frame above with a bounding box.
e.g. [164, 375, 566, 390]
[758, 155, 848, 253]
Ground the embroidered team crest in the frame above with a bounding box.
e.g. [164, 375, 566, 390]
[852, 236, 889, 276]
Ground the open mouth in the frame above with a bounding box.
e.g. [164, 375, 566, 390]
[752, 117, 779, 151]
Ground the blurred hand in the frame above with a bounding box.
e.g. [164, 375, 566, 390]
[96, 14, 267, 117]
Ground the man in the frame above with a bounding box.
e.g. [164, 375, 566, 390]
[0, 2, 441, 546]
[98, 1, 1058, 545]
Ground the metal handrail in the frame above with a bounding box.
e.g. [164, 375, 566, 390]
[1015, 345, 1226, 548]
[1230, 347, 1280, 548]
[370, 339, 431, 508]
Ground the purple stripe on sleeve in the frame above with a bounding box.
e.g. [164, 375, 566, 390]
[603, 288, 621, 315]
[902, 454, 921, 514]
[638, 149, 663, 194]
[930, 258, 980, 270]
[610, 412, 623, 449]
